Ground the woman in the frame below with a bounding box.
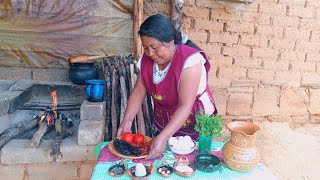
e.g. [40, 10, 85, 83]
[117, 14, 217, 159]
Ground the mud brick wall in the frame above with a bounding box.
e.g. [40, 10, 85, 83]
[144, 0, 320, 126]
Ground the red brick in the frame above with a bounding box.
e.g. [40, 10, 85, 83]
[240, 35, 269, 48]
[252, 87, 280, 116]
[256, 26, 284, 38]
[211, 9, 241, 21]
[275, 71, 302, 86]
[284, 27, 311, 41]
[234, 57, 262, 68]
[184, 0, 196, 5]
[290, 61, 316, 72]
[252, 48, 279, 59]
[306, 52, 320, 62]
[262, 59, 279, 70]
[247, 69, 261, 80]
[316, 9, 320, 19]
[209, 32, 239, 44]
[296, 41, 320, 52]
[302, 72, 320, 86]
[226, 22, 255, 34]
[188, 30, 208, 43]
[260, 69, 276, 81]
[279, 88, 308, 116]
[219, 67, 246, 79]
[278, 0, 307, 6]
[196, 0, 223, 8]
[241, 12, 271, 25]
[183, 6, 210, 19]
[222, 45, 251, 57]
[259, 2, 287, 15]
[300, 19, 320, 30]
[288, 5, 315, 18]
[194, 19, 224, 31]
[281, 50, 306, 61]
[272, 16, 300, 28]
[310, 30, 320, 43]
[200, 43, 222, 57]
[227, 93, 252, 116]
[306, 1, 320, 8]
[269, 38, 296, 50]
[182, 17, 192, 32]
[212, 55, 233, 67]
[277, 59, 291, 70]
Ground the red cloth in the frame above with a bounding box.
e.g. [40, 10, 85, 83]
[140, 44, 216, 140]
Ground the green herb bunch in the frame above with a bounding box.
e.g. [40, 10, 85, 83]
[194, 110, 223, 137]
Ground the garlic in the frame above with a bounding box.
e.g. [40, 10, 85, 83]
[135, 163, 147, 177]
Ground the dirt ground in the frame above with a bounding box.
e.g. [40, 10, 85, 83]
[255, 121, 320, 180]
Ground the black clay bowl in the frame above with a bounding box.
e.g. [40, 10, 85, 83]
[194, 153, 221, 172]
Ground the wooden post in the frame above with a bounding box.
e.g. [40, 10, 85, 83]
[133, 0, 143, 61]
[171, 0, 184, 31]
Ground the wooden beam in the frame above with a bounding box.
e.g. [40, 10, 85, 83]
[133, 0, 143, 61]
[171, 0, 184, 31]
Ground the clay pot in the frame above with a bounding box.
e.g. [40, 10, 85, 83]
[222, 121, 261, 172]
[69, 62, 98, 85]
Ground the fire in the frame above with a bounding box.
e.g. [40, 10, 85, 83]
[51, 90, 58, 118]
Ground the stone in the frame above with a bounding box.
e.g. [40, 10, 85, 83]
[0, 90, 31, 114]
[1, 139, 53, 164]
[252, 87, 280, 116]
[9, 110, 36, 127]
[57, 138, 95, 162]
[0, 114, 10, 134]
[0, 80, 15, 94]
[78, 121, 105, 146]
[80, 163, 96, 179]
[227, 93, 252, 116]
[0, 165, 25, 180]
[9, 79, 33, 91]
[279, 88, 308, 116]
[309, 89, 320, 114]
[80, 100, 106, 121]
[27, 164, 77, 180]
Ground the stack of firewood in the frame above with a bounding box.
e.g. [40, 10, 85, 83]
[102, 55, 154, 141]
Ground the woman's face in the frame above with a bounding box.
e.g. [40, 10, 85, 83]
[141, 36, 174, 67]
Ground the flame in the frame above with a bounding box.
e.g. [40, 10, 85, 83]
[51, 90, 58, 118]
[40, 111, 47, 122]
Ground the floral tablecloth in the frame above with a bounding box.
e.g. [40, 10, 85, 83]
[91, 142, 277, 180]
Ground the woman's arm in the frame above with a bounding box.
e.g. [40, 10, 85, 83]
[146, 62, 202, 159]
[117, 74, 147, 136]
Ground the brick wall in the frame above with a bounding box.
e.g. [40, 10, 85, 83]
[144, 0, 320, 125]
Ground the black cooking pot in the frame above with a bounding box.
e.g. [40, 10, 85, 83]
[69, 62, 98, 85]
[194, 151, 221, 172]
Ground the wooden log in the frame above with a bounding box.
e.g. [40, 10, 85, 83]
[51, 116, 72, 161]
[133, 0, 143, 61]
[104, 60, 112, 141]
[111, 68, 119, 139]
[129, 64, 138, 133]
[30, 121, 48, 148]
[0, 117, 38, 149]
[142, 98, 152, 137]
[119, 63, 128, 123]
[131, 69, 145, 134]
[171, 0, 184, 31]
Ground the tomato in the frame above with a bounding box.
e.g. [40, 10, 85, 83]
[122, 132, 134, 144]
[133, 133, 145, 145]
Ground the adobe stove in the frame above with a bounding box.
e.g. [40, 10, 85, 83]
[0, 79, 106, 179]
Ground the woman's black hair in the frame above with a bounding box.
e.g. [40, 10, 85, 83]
[138, 14, 202, 51]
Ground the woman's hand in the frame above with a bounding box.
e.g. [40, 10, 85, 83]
[145, 134, 167, 159]
[117, 120, 133, 136]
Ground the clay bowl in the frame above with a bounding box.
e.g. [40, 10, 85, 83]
[108, 163, 125, 177]
[173, 156, 196, 177]
[126, 164, 154, 180]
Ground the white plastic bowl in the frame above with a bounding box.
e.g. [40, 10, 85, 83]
[168, 138, 196, 155]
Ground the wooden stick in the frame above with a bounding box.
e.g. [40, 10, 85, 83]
[30, 121, 48, 148]
[131, 70, 145, 134]
[0, 117, 38, 148]
[133, 0, 143, 61]
[171, 0, 184, 31]
[119, 63, 128, 124]
[104, 60, 112, 141]
[111, 68, 119, 139]
[130, 64, 138, 133]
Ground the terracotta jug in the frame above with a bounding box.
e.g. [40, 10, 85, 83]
[222, 121, 261, 172]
